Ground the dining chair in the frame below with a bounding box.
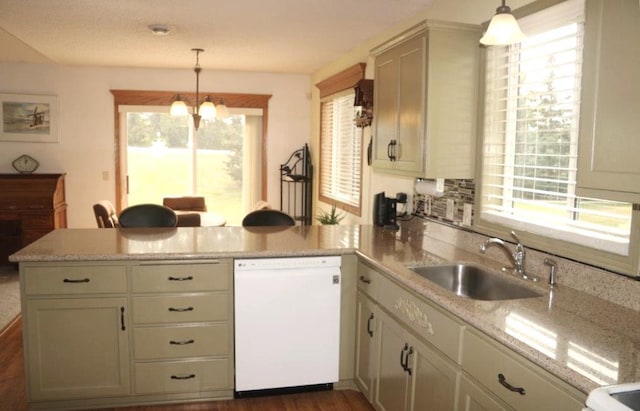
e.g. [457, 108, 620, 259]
[118, 204, 178, 228]
[93, 200, 119, 228]
[241, 209, 295, 227]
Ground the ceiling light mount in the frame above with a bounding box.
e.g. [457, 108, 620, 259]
[170, 48, 229, 130]
[480, 0, 526, 46]
[148, 24, 170, 36]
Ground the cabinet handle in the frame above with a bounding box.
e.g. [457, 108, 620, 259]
[405, 346, 414, 376]
[120, 306, 126, 331]
[387, 140, 397, 161]
[63, 278, 90, 283]
[498, 373, 526, 395]
[392, 140, 398, 161]
[367, 313, 374, 337]
[168, 307, 194, 312]
[400, 343, 409, 371]
[170, 374, 196, 380]
[169, 339, 195, 345]
[168, 275, 194, 281]
[359, 275, 371, 284]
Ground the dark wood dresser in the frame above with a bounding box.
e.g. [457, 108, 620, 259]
[0, 174, 67, 264]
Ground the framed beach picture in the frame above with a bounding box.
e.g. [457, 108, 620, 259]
[0, 94, 58, 143]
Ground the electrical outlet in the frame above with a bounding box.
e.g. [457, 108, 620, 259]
[102, 171, 109, 181]
[463, 203, 473, 226]
[446, 199, 455, 220]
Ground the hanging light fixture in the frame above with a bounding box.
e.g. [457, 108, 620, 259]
[171, 48, 226, 130]
[480, 0, 526, 46]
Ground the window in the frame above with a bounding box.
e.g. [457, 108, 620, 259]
[479, 0, 632, 257]
[319, 90, 361, 213]
[315, 63, 365, 216]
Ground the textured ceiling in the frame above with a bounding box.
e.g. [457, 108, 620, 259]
[0, 0, 535, 74]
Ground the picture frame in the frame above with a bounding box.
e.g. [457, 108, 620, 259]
[0, 93, 58, 143]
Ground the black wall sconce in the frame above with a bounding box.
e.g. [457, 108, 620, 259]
[354, 79, 374, 128]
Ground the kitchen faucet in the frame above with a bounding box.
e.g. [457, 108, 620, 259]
[480, 231, 539, 282]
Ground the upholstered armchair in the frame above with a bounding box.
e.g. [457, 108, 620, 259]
[162, 196, 207, 227]
[162, 196, 207, 212]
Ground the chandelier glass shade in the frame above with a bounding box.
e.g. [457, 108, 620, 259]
[480, 0, 526, 45]
[170, 48, 229, 130]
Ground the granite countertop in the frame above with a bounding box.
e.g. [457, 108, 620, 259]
[10, 224, 640, 395]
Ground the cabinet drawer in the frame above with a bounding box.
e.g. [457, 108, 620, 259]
[462, 330, 585, 411]
[134, 324, 229, 360]
[23, 265, 127, 295]
[135, 359, 231, 394]
[357, 262, 380, 299]
[133, 294, 229, 324]
[377, 274, 463, 363]
[132, 261, 229, 293]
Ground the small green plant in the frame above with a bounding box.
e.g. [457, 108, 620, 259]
[316, 204, 345, 225]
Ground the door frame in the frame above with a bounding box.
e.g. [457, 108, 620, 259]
[110, 90, 271, 212]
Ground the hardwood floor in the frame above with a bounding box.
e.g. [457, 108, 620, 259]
[0, 317, 374, 411]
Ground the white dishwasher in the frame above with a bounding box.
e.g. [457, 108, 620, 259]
[234, 256, 341, 394]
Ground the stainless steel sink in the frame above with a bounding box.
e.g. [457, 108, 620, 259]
[408, 263, 542, 301]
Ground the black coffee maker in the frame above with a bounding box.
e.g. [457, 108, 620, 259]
[373, 192, 398, 229]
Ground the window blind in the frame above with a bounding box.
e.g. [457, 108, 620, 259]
[480, 0, 632, 255]
[319, 90, 361, 212]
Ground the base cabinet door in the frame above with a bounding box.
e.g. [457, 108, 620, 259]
[25, 297, 130, 401]
[409, 336, 459, 411]
[375, 309, 459, 411]
[375, 310, 410, 411]
[355, 292, 378, 402]
[457, 375, 512, 411]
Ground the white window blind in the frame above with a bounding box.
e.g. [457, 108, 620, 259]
[320, 90, 361, 212]
[480, 0, 632, 255]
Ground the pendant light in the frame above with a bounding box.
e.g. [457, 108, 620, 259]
[480, 0, 526, 46]
[171, 48, 227, 130]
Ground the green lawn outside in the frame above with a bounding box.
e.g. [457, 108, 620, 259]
[127, 148, 243, 226]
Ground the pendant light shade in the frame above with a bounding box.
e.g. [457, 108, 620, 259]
[170, 95, 189, 116]
[480, 1, 526, 45]
[215, 100, 230, 118]
[199, 96, 217, 119]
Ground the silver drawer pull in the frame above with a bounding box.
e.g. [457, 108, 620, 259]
[170, 374, 196, 380]
[63, 278, 90, 283]
[169, 339, 195, 345]
[498, 373, 526, 395]
[168, 275, 194, 281]
[168, 307, 194, 312]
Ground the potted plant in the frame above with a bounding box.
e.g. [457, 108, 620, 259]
[316, 204, 345, 225]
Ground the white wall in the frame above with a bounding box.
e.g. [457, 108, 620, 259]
[0, 63, 311, 227]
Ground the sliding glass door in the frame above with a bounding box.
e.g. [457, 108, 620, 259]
[120, 106, 262, 226]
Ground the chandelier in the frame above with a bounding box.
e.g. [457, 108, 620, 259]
[170, 48, 229, 130]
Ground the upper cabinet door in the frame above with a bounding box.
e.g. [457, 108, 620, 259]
[371, 22, 480, 179]
[577, 0, 640, 203]
[395, 35, 426, 174]
[372, 29, 426, 175]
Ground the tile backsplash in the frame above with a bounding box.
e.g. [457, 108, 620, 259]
[413, 179, 475, 226]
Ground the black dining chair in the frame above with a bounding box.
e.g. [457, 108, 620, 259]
[241, 209, 295, 227]
[118, 204, 178, 228]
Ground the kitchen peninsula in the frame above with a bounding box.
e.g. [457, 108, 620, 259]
[10, 222, 640, 410]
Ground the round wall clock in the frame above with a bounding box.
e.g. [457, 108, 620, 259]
[12, 154, 40, 174]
